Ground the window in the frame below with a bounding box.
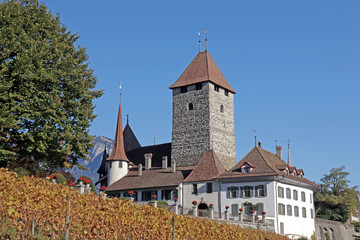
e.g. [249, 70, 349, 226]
[214, 85, 220, 92]
[227, 186, 239, 198]
[192, 184, 198, 194]
[244, 167, 251, 173]
[141, 191, 152, 201]
[195, 83, 202, 90]
[256, 185, 267, 197]
[293, 190, 298, 200]
[302, 207, 307, 218]
[161, 190, 172, 200]
[286, 188, 291, 199]
[119, 161, 122, 168]
[310, 193, 313, 203]
[294, 206, 299, 217]
[301, 192, 306, 202]
[206, 183, 212, 193]
[231, 204, 239, 216]
[225, 90, 229, 96]
[278, 203, 285, 215]
[310, 209, 314, 219]
[242, 186, 254, 198]
[181, 86, 187, 93]
[220, 105, 224, 113]
[278, 187, 284, 198]
[244, 202, 252, 215]
[256, 203, 264, 215]
[189, 103, 193, 111]
[287, 205, 292, 216]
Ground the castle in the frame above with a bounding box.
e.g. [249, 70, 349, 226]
[96, 48, 319, 239]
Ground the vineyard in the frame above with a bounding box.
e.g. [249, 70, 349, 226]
[0, 168, 290, 239]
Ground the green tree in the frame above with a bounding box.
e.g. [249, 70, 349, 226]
[0, 0, 102, 175]
[315, 166, 360, 223]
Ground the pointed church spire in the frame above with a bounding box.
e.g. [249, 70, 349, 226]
[107, 99, 129, 162]
[287, 140, 292, 166]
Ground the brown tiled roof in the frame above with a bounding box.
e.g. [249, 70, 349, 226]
[107, 105, 129, 162]
[107, 166, 194, 191]
[218, 147, 318, 188]
[169, 51, 236, 93]
[184, 150, 225, 182]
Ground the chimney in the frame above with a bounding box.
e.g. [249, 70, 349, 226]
[276, 146, 282, 160]
[162, 156, 168, 169]
[172, 159, 176, 173]
[144, 153, 152, 170]
[138, 164, 142, 176]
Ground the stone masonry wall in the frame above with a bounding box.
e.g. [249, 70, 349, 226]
[209, 82, 236, 170]
[171, 81, 236, 170]
[171, 82, 211, 166]
[315, 218, 359, 240]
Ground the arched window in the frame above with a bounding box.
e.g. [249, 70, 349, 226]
[189, 103, 193, 111]
[220, 105, 224, 113]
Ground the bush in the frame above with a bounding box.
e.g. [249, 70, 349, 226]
[13, 167, 29, 177]
[157, 201, 168, 206]
[51, 173, 68, 185]
[77, 176, 96, 194]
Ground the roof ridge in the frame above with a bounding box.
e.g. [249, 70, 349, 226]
[205, 51, 210, 80]
[256, 147, 281, 174]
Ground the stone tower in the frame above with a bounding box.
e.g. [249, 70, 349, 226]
[169, 51, 236, 170]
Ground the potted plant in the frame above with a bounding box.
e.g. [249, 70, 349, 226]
[192, 200, 197, 206]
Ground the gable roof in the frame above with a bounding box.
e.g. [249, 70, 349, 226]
[107, 105, 129, 162]
[123, 123, 141, 152]
[169, 51, 236, 93]
[218, 147, 318, 188]
[107, 166, 194, 191]
[184, 150, 226, 182]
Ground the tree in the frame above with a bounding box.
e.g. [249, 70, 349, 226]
[0, 0, 102, 175]
[315, 166, 360, 223]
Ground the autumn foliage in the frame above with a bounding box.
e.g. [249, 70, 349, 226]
[0, 168, 290, 239]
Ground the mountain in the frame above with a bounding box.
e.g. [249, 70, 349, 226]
[69, 136, 113, 185]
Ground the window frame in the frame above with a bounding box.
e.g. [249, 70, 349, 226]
[286, 188, 291, 199]
[301, 191, 306, 202]
[293, 190, 298, 200]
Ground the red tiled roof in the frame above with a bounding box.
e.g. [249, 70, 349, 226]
[169, 51, 236, 93]
[183, 150, 226, 182]
[107, 105, 129, 162]
[107, 166, 194, 191]
[218, 147, 318, 188]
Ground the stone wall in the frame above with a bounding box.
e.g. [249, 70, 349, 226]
[171, 81, 236, 170]
[171, 82, 211, 166]
[315, 218, 359, 240]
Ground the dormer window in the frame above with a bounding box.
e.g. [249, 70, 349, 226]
[181, 86, 187, 93]
[240, 163, 253, 173]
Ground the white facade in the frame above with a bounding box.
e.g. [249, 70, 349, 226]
[183, 181, 220, 211]
[275, 182, 316, 239]
[108, 160, 129, 186]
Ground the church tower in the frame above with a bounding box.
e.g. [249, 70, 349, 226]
[170, 51, 236, 170]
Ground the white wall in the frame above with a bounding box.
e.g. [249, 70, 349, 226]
[220, 181, 276, 217]
[276, 182, 316, 239]
[108, 161, 128, 186]
[183, 181, 220, 211]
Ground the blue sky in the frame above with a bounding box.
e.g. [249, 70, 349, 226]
[41, 0, 360, 188]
